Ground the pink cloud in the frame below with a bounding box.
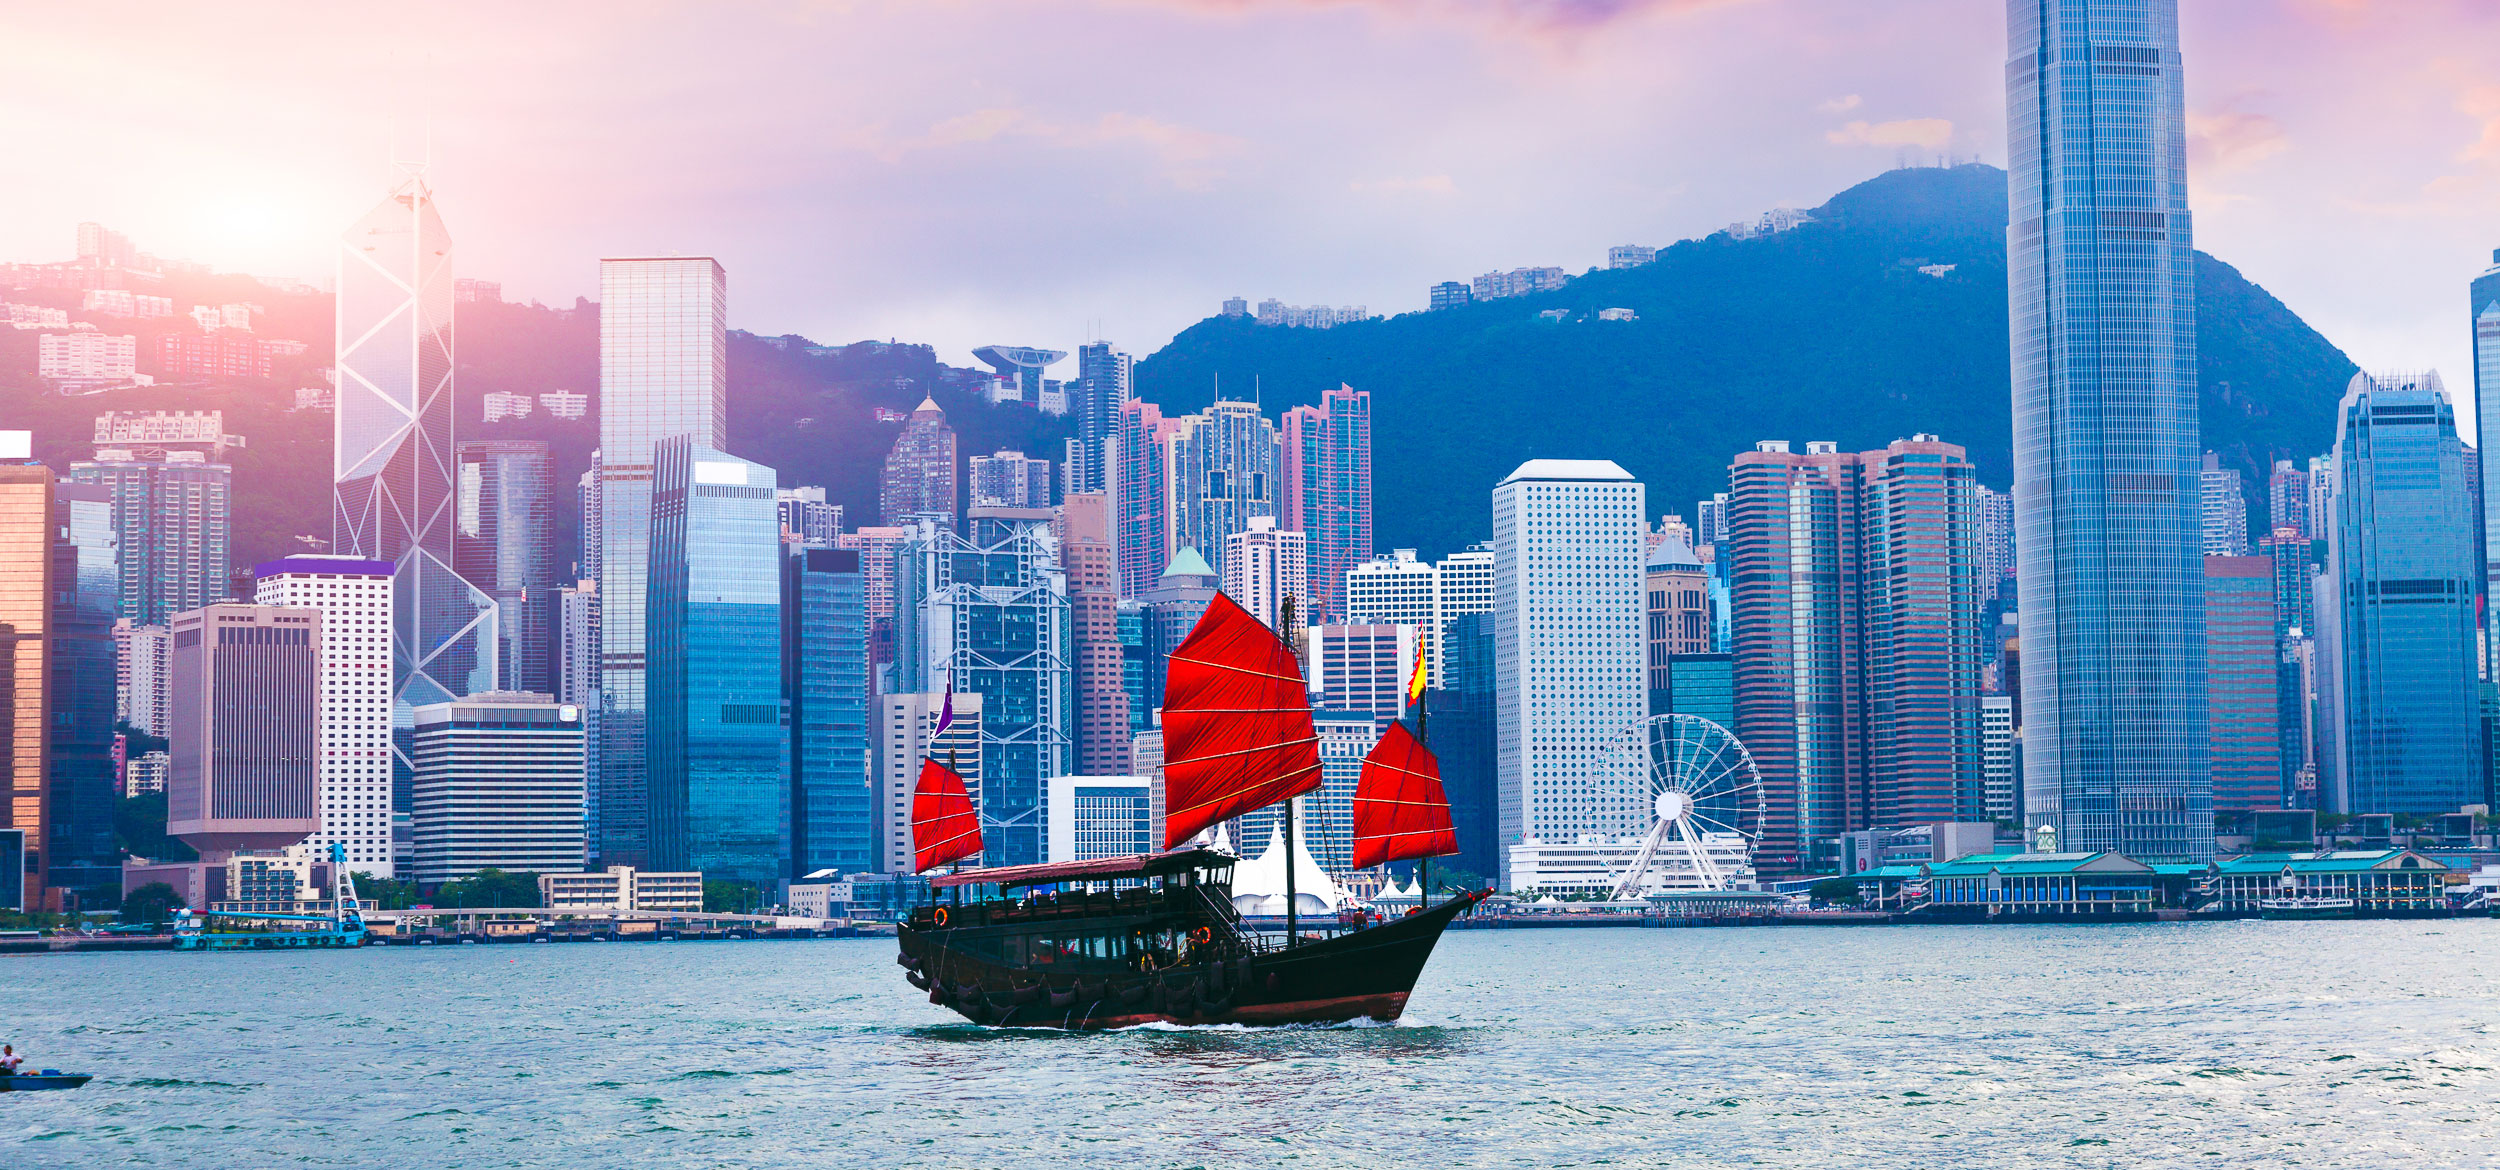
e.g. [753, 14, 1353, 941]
[1825, 118, 1955, 150]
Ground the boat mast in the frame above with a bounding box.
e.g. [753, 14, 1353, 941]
[1414, 656, 1428, 913]
[1281, 593, 1301, 949]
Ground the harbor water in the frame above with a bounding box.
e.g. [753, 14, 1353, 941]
[6, 920, 2499, 1167]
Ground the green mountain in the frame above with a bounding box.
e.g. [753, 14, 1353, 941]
[1135, 163, 2357, 558]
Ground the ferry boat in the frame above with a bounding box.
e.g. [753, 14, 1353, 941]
[898, 593, 1477, 1029]
[2257, 896, 2357, 920]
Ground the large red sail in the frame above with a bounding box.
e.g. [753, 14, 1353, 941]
[1351, 721, 1458, 871]
[1160, 592, 1323, 849]
[911, 758, 983, 872]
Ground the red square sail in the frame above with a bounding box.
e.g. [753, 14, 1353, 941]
[1351, 721, 1458, 870]
[1159, 592, 1323, 849]
[912, 758, 983, 872]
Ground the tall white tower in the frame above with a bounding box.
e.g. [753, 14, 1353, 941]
[255, 556, 397, 876]
[1491, 460, 1647, 891]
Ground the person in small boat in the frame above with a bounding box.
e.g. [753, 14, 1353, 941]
[0, 1045, 20, 1076]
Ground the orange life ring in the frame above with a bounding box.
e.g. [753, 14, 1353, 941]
[1190, 926, 1213, 945]
[932, 906, 950, 928]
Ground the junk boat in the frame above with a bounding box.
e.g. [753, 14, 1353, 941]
[0, 1071, 93, 1092]
[898, 592, 1479, 1029]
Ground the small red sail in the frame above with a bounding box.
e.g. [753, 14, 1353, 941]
[1160, 592, 1323, 849]
[912, 758, 983, 873]
[1350, 721, 1458, 871]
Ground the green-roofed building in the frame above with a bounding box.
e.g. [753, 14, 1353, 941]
[2208, 850, 2449, 914]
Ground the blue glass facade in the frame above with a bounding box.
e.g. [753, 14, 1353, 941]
[2005, 0, 2211, 861]
[598, 257, 728, 867]
[646, 437, 786, 888]
[2472, 251, 2500, 679]
[2320, 373, 2479, 816]
[455, 440, 558, 695]
[784, 546, 872, 876]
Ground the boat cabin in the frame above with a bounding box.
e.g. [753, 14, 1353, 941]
[905, 849, 1254, 969]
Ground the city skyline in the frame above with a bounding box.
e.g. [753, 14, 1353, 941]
[1, 4, 2492, 404]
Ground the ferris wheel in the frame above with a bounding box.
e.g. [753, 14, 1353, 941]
[1599, 714, 1765, 898]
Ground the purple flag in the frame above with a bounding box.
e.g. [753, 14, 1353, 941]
[933, 673, 955, 738]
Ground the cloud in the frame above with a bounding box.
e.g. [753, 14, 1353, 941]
[2457, 82, 2500, 164]
[1152, 0, 1756, 39]
[1824, 117, 1954, 149]
[1817, 94, 1863, 114]
[2187, 109, 2290, 175]
[1349, 173, 1459, 196]
[903, 106, 1245, 191]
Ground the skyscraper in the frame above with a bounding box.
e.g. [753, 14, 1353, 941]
[784, 546, 872, 875]
[167, 604, 320, 856]
[1643, 531, 1712, 708]
[1221, 516, 1308, 632]
[253, 556, 397, 876]
[1974, 484, 2015, 603]
[878, 397, 958, 525]
[2200, 453, 2250, 556]
[410, 693, 586, 884]
[2317, 372, 2480, 816]
[455, 440, 557, 695]
[114, 620, 171, 738]
[2473, 249, 2500, 680]
[1491, 460, 1646, 892]
[967, 450, 1054, 508]
[1114, 399, 1178, 598]
[893, 515, 1070, 867]
[49, 481, 120, 899]
[1059, 493, 1131, 776]
[2006, 0, 2211, 862]
[1281, 384, 1373, 620]
[1728, 437, 1986, 867]
[556, 578, 600, 847]
[1168, 400, 1281, 579]
[1858, 438, 1986, 831]
[875, 692, 982, 873]
[1305, 624, 1415, 722]
[68, 450, 230, 625]
[1139, 548, 1219, 713]
[1066, 341, 1132, 496]
[776, 486, 843, 547]
[597, 256, 728, 866]
[0, 451, 52, 902]
[645, 438, 786, 888]
[2204, 556, 2282, 815]
[2267, 460, 2309, 542]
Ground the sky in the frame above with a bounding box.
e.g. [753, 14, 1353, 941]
[4, 0, 2495, 421]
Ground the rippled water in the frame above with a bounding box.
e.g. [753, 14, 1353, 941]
[6, 921, 2500, 1167]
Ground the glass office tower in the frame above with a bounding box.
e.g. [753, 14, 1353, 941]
[2318, 373, 2480, 816]
[454, 440, 557, 695]
[784, 546, 872, 875]
[597, 257, 727, 866]
[2005, 0, 2211, 861]
[2472, 250, 2500, 678]
[646, 437, 785, 888]
[335, 177, 498, 826]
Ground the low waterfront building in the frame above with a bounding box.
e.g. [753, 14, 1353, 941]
[1503, 832, 1756, 897]
[1891, 850, 2163, 918]
[2206, 850, 2449, 914]
[538, 865, 703, 912]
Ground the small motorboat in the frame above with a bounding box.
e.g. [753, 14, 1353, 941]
[0, 1070, 93, 1092]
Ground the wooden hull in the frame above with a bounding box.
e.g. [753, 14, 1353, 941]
[900, 891, 1483, 1030]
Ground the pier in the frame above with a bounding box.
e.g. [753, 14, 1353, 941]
[362, 908, 889, 945]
